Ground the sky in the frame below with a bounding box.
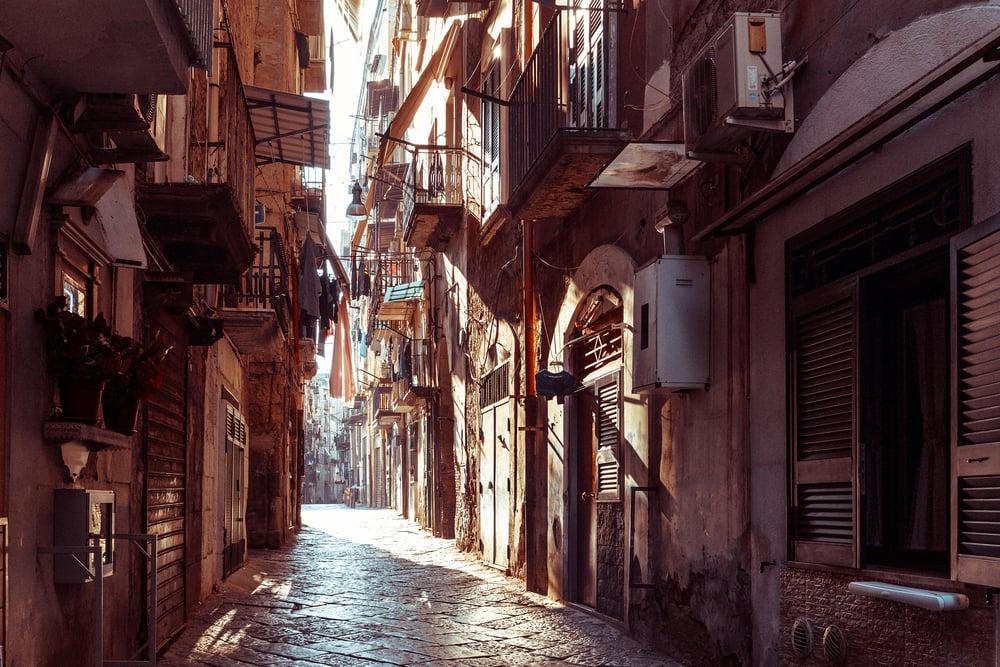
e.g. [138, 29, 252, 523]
[312, 0, 368, 372]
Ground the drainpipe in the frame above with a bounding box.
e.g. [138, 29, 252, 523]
[524, 220, 536, 396]
[523, 219, 544, 592]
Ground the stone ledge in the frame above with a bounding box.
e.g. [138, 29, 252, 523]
[43, 421, 131, 450]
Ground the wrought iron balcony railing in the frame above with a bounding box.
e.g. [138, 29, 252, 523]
[361, 253, 421, 337]
[508, 6, 620, 206]
[391, 338, 435, 407]
[223, 227, 291, 333]
[400, 147, 468, 250]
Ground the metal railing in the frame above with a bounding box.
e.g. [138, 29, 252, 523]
[37, 534, 158, 667]
[363, 253, 421, 337]
[206, 46, 255, 229]
[224, 227, 291, 332]
[508, 8, 617, 192]
[401, 147, 465, 228]
[391, 338, 434, 404]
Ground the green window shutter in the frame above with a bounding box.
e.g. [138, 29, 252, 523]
[953, 215, 1000, 587]
[595, 371, 621, 502]
[789, 282, 858, 567]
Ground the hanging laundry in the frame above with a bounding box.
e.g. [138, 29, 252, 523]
[298, 235, 321, 320]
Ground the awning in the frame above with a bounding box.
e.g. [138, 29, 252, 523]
[353, 21, 462, 253]
[49, 168, 147, 268]
[376, 21, 462, 166]
[245, 86, 331, 169]
[377, 280, 424, 320]
[590, 143, 701, 190]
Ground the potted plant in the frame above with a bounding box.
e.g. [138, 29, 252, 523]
[35, 297, 114, 423]
[101, 331, 172, 434]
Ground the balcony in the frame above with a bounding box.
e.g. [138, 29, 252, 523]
[220, 227, 292, 356]
[138, 49, 254, 284]
[392, 339, 436, 410]
[401, 148, 465, 251]
[344, 405, 366, 425]
[363, 253, 421, 337]
[374, 382, 402, 427]
[508, 10, 629, 220]
[292, 175, 326, 239]
[1, 0, 211, 94]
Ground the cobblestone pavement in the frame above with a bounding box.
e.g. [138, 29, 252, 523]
[159, 505, 683, 667]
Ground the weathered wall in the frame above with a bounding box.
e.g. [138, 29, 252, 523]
[747, 13, 1000, 662]
[779, 568, 993, 666]
[0, 95, 146, 663]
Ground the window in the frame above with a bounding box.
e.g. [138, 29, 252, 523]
[481, 62, 501, 216]
[57, 218, 106, 321]
[788, 147, 970, 573]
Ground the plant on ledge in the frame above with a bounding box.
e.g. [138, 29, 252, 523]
[35, 297, 114, 423]
[35, 297, 172, 429]
[35, 296, 113, 380]
[101, 331, 173, 433]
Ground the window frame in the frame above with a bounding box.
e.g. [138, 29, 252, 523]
[55, 210, 111, 322]
[786, 147, 975, 577]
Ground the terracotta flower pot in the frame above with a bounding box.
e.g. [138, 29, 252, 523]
[102, 392, 141, 434]
[57, 376, 105, 424]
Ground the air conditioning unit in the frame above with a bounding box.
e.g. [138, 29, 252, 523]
[632, 255, 710, 392]
[74, 93, 168, 163]
[682, 12, 794, 158]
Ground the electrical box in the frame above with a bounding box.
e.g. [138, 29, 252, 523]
[53, 489, 115, 583]
[682, 12, 789, 155]
[632, 256, 710, 392]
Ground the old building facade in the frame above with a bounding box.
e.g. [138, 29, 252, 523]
[346, 0, 1000, 664]
[0, 0, 330, 663]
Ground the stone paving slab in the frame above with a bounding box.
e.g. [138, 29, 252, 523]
[158, 506, 685, 667]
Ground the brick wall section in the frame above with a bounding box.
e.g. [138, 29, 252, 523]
[597, 502, 625, 620]
[780, 567, 994, 666]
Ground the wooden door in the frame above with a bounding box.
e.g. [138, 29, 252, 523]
[575, 388, 598, 607]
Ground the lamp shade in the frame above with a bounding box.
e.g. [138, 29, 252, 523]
[346, 181, 367, 218]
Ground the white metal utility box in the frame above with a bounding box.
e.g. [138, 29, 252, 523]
[632, 255, 710, 392]
[53, 488, 115, 583]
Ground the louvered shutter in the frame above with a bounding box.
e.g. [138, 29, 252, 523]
[789, 282, 858, 567]
[595, 372, 621, 502]
[953, 217, 1000, 586]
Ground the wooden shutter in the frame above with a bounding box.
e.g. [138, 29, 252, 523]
[953, 216, 1000, 586]
[789, 282, 857, 567]
[224, 402, 248, 577]
[595, 371, 621, 502]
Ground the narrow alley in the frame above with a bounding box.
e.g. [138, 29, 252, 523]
[158, 506, 681, 667]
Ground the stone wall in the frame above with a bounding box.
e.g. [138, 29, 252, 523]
[779, 567, 994, 666]
[597, 502, 625, 620]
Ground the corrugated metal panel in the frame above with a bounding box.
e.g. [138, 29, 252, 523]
[176, 0, 213, 70]
[146, 332, 187, 648]
[245, 86, 331, 169]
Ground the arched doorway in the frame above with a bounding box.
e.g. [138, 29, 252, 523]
[567, 286, 625, 619]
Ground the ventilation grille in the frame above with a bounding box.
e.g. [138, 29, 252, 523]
[822, 625, 848, 665]
[796, 482, 852, 543]
[790, 617, 813, 659]
[958, 475, 1000, 557]
[684, 50, 718, 137]
[480, 362, 510, 408]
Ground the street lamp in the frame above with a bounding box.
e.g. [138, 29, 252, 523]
[346, 180, 367, 218]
